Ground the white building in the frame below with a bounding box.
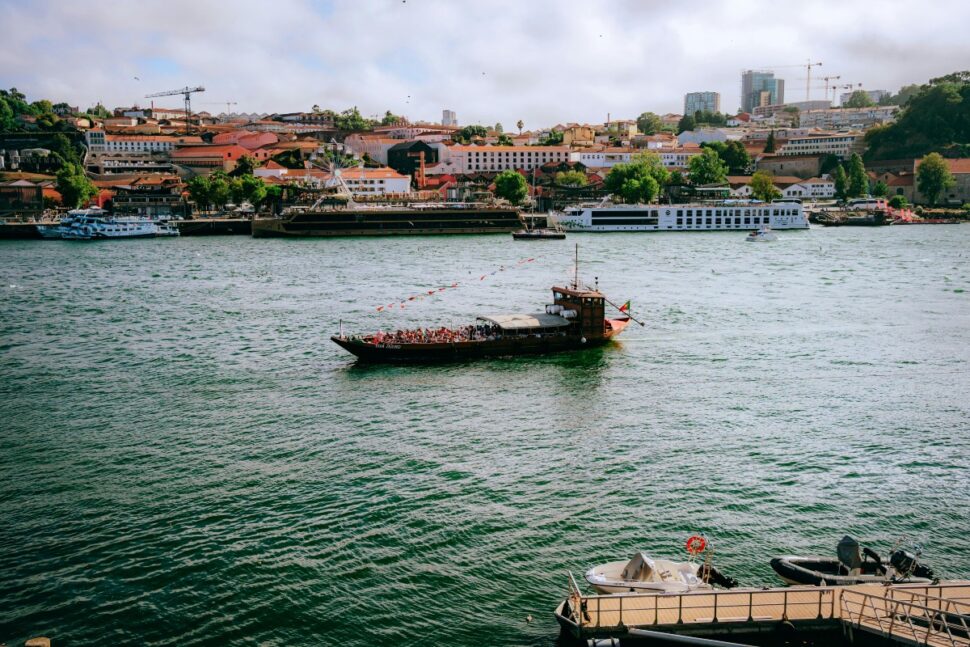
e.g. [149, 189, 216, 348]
[334, 167, 412, 196]
[798, 106, 899, 130]
[778, 132, 864, 159]
[782, 177, 835, 198]
[429, 144, 570, 174]
[84, 129, 203, 153]
[442, 109, 457, 126]
[343, 135, 404, 165]
[677, 128, 742, 146]
[569, 149, 631, 169]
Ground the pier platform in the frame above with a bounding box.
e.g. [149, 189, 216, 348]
[556, 576, 970, 645]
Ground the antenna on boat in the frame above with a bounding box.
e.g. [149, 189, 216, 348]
[573, 243, 579, 290]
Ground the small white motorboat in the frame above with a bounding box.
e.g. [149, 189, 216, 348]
[584, 539, 739, 594]
[746, 225, 778, 242]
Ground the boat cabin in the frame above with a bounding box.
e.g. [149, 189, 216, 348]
[550, 286, 607, 340]
[476, 313, 571, 338]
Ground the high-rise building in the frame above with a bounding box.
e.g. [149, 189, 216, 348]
[442, 109, 457, 126]
[684, 92, 721, 116]
[741, 71, 785, 113]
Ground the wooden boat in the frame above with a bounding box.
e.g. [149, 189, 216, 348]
[332, 285, 632, 363]
[770, 536, 935, 586]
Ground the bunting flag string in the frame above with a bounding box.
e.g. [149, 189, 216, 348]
[375, 257, 538, 312]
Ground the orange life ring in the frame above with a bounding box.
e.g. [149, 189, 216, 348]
[685, 535, 707, 554]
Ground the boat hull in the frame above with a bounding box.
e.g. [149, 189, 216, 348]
[253, 208, 524, 238]
[332, 332, 620, 363]
[770, 556, 932, 587]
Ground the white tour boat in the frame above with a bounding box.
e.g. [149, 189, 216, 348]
[745, 225, 778, 242]
[555, 200, 808, 232]
[43, 208, 180, 240]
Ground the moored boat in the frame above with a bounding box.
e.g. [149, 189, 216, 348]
[770, 536, 935, 586]
[512, 227, 566, 240]
[745, 225, 778, 241]
[584, 536, 739, 594]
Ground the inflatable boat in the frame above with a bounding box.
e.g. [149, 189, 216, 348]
[770, 536, 935, 586]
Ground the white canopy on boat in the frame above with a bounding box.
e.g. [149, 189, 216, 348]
[621, 552, 656, 582]
[478, 313, 571, 330]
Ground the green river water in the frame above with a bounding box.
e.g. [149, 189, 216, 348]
[1, 226, 969, 646]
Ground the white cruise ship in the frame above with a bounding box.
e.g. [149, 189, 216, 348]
[37, 207, 179, 240]
[555, 200, 808, 232]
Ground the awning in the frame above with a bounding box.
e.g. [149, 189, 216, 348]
[478, 313, 571, 330]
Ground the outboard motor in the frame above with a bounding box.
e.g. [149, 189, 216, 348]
[837, 536, 863, 572]
[697, 564, 739, 589]
[890, 548, 919, 576]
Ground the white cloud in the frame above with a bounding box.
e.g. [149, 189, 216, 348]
[1, 0, 968, 126]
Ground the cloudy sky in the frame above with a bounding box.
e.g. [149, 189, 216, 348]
[1, 0, 967, 128]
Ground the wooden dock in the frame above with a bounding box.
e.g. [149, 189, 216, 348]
[557, 576, 970, 645]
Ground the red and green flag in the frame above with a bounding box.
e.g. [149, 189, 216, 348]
[619, 300, 631, 312]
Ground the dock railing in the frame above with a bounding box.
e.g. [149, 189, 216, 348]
[841, 587, 970, 647]
[569, 585, 839, 629]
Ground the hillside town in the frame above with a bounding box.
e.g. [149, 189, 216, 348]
[1, 68, 969, 224]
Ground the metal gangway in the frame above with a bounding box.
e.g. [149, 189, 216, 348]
[841, 585, 970, 647]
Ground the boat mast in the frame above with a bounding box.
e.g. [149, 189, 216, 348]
[573, 243, 578, 290]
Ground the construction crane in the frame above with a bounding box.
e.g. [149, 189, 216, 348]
[748, 59, 822, 100]
[819, 76, 841, 103]
[144, 85, 205, 134]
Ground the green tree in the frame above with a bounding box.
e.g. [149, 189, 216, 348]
[872, 180, 889, 197]
[230, 175, 267, 206]
[888, 195, 908, 209]
[234, 154, 258, 176]
[677, 114, 696, 134]
[496, 133, 513, 146]
[844, 90, 876, 108]
[538, 130, 563, 146]
[187, 176, 212, 211]
[0, 98, 15, 131]
[381, 110, 401, 126]
[208, 173, 232, 208]
[820, 153, 841, 175]
[85, 103, 111, 119]
[555, 170, 588, 187]
[833, 165, 849, 200]
[55, 163, 97, 208]
[847, 153, 868, 198]
[864, 72, 970, 161]
[493, 169, 528, 205]
[764, 130, 776, 153]
[605, 154, 667, 204]
[516, 119, 524, 134]
[454, 124, 488, 143]
[750, 171, 781, 202]
[494, 122, 503, 134]
[335, 107, 371, 131]
[701, 140, 751, 174]
[688, 147, 729, 185]
[693, 110, 727, 127]
[636, 111, 662, 135]
[917, 152, 955, 206]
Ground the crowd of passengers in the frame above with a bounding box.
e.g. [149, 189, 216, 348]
[371, 323, 502, 345]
